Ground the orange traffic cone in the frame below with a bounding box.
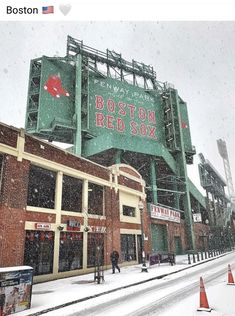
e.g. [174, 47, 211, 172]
[197, 277, 212, 312]
[227, 264, 235, 285]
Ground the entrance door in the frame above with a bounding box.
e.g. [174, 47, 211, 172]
[174, 236, 183, 255]
[151, 224, 168, 252]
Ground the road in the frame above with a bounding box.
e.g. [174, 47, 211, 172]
[46, 252, 235, 316]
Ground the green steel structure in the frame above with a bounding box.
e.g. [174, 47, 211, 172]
[25, 36, 206, 251]
[198, 153, 229, 226]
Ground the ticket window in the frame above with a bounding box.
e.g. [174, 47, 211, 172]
[24, 230, 54, 276]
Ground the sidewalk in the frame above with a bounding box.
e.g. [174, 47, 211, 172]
[17, 254, 223, 316]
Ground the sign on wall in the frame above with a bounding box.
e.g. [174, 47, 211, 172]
[67, 220, 80, 231]
[88, 75, 165, 144]
[150, 204, 181, 223]
[33, 57, 75, 136]
[193, 213, 202, 223]
[35, 223, 51, 230]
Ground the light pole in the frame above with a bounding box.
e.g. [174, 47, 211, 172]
[138, 200, 148, 272]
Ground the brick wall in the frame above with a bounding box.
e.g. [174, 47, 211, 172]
[0, 123, 18, 148]
[193, 223, 210, 251]
[118, 175, 142, 191]
[0, 155, 29, 266]
[24, 135, 110, 181]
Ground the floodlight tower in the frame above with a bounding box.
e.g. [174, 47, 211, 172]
[217, 139, 235, 203]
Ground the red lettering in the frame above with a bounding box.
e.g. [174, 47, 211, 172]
[107, 99, 115, 113]
[130, 121, 138, 135]
[117, 118, 125, 132]
[106, 115, 114, 129]
[148, 126, 157, 139]
[118, 102, 126, 116]
[95, 113, 104, 127]
[95, 95, 104, 110]
[140, 123, 147, 136]
[138, 107, 146, 121]
[148, 110, 156, 124]
[127, 104, 136, 119]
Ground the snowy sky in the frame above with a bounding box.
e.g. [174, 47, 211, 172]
[0, 21, 234, 193]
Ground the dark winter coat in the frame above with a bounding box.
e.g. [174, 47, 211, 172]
[110, 250, 119, 263]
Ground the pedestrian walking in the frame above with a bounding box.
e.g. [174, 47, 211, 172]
[110, 250, 120, 274]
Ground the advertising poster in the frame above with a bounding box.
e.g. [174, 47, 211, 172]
[0, 268, 33, 316]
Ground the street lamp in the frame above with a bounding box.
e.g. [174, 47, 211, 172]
[138, 200, 148, 272]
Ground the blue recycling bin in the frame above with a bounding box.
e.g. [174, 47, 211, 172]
[0, 266, 33, 315]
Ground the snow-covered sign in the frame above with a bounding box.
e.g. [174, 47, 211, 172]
[193, 213, 202, 222]
[150, 204, 180, 223]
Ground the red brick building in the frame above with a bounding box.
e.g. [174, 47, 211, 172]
[0, 122, 209, 282]
[0, 122, 151, 282]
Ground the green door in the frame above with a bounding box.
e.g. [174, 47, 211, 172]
[151, 224, 168, 252]
[174, 236, 183, 255]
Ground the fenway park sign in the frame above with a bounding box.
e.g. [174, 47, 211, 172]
[150, 204, 181, 223]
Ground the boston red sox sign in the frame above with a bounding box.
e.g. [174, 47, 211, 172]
[88, 75, 165, 144]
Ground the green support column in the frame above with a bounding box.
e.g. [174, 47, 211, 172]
[173, 180, 180, 210]
[74, 55, 82, 155]
[150, 158, 158, 205]
[115, 149, 122, 164]
[197, 201, 201, 213]
[212, 194, 217, 226]
[174, 89, 195, 251]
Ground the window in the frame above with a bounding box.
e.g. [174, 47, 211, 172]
[87, 233, 104, 267]
[121, 234, 136, 261]
[123, 205, 136, 217]
[24, 230, 54, 276]
[59, 232, 83, 272]
[88, 183, 104, 215]
[27, 165, 56, 209]
[62, 175, 83, 212]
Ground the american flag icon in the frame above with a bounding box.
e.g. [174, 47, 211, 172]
[42, 6, 54, 14]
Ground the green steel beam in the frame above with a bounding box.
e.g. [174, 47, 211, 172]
[74, 55, 82, 155]
[188, 178, 206, 209]
[173, 88, 195, 251]
[67, 36, 156, 81]
[82, 134, 177, 174]
[173, 180, 180, 210]
[150, 159, 158, 204]
[115, 149, 122, 164]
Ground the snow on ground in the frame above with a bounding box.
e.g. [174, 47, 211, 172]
[159, 274, 235, 316]
[16, 253, 235, 316]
